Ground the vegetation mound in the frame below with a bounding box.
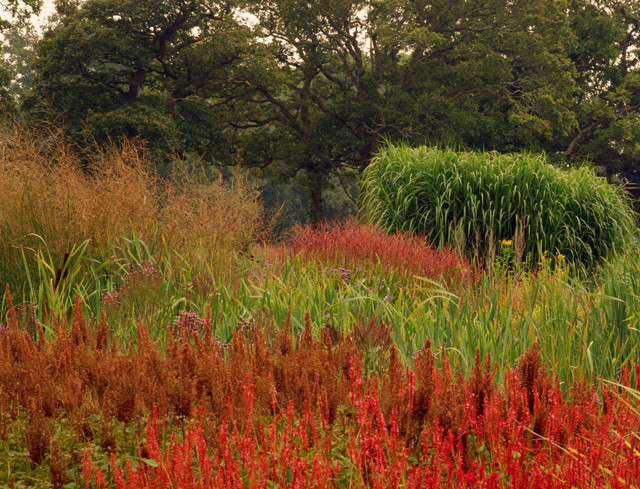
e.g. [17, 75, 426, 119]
[361, 145, 636, 265]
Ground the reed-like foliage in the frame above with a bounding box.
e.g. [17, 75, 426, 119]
[360, 144, 636, 266]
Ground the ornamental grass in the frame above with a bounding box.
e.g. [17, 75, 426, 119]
[360, 144, 636, 266]
[0, 121, 263, 293]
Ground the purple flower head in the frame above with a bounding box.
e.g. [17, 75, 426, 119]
[103, 290, 120, 307]
[236, 317, 254, 335]
[210, 337, 230, 351]
[413, 347, 434, 362]
[170, 310, 208, 339]
[124, 261, 162, 287]
[15, 301, 39, 332]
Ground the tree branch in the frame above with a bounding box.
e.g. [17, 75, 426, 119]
[565, 102, 640, 158]
[257, 85, 304, 135]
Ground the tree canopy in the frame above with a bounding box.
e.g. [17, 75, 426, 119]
[6, 0, 639, 222]
[24, 0, 251, 161]
[563, 0, 640, 194]
[0, 0, 41, 110]
[226, 0, 578, 219]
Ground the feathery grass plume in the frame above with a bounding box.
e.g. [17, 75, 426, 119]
[77, 343, 640, 489]
[0, 120, 264, 295]
[410, 339, 435, 440]
[97, 398, 117, 455]
[468, 347, 496, 417]
[361, 144, 636, 267]
[94, 318, 109, 351]
[70, 296, 87, 347]
[24, 388, 52, 465]
[3, 286, 17, 330]
[0, 393, 9, 441]
[3, 314, 640, 488]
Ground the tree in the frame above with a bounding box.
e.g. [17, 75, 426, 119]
[231, 0, 576, 223]
[564, 0, 640, 193]
[24, 0, 251, 162]
[3, 21, 39, 97]
[0, 0, 42, 110]
[21, 0, 584, 224]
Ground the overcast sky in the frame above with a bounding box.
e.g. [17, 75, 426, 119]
[35, 0, 56, 29]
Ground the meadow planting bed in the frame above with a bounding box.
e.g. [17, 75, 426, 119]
[3, 298, 640, 488]
[3, 222, 640, 488]
[2, 132, 640, 487]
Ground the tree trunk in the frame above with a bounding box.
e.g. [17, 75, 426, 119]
[126, 69, 147, 104]
[308, 174, 324, 227]
[359, 131, 380, 173]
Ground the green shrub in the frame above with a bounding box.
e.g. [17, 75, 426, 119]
[360, 144, 636, 266]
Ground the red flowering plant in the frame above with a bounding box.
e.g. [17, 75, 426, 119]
[83, 344, 640, 489]
[287, 220, 471, 286]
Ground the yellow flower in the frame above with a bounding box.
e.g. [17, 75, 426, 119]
[500, 239, 513, 246]
[556, 253, 565, 260]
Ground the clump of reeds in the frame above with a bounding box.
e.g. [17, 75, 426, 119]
[361, 144, 636, 266]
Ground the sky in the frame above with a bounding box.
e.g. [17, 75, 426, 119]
[0, 0, 56, 32]
[34, 0, 56, 30]
[41, 0, 55, 15]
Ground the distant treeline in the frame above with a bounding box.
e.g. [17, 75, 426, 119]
[1, 0, 639, 222]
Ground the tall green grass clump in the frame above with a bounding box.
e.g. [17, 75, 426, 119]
[360, 144, 636, 266]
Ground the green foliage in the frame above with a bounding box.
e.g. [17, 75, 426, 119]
[360, 144, 636, 266]
[1, 21, 39, 98]
[4, 0, 639, 220]
[562, 0, 640, 189]
[222, 0, 578, 222]
[0, 122, 264, 308]
[0, 0, 41, 111]
[23, 0, 248, 162]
